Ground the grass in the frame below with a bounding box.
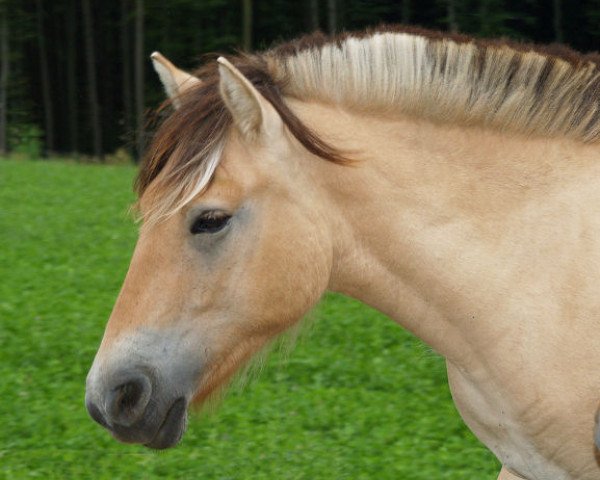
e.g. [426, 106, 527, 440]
[0, 159, 500, 479]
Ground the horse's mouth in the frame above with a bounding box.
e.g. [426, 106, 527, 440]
[144, 397, 188, 450]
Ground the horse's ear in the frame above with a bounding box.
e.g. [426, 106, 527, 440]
[217, 56, 281, 140]
[151, 52, 201, 108]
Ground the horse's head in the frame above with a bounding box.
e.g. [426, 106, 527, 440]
[85, 54, 340, 448]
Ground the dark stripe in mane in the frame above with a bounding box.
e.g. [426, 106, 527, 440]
[271, 25, 600, 68]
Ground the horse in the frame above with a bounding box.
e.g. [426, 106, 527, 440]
[85, 26, 600, 479]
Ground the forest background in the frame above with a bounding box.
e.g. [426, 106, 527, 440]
[0, 0, 599, 163]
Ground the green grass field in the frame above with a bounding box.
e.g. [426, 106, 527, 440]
[0, 159, 500, 479]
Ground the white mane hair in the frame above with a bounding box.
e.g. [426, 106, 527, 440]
[270, 30, 600, 142]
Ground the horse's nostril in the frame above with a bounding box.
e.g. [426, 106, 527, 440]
[116, 381, 142, 411]
[106, 374, 152, 427]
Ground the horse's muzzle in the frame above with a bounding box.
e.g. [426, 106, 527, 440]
[85, 367, 188, 449]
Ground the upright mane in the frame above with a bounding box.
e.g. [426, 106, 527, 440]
[137, 26, 600, 224]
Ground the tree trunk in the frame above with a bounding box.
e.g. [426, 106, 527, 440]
[242, 0, 252, 51]
[553, 0, 563, 43]
[36, 0, 54, 154]
[327, 0, 336, 34]
[309, 0, 319, 31]
[447, 0, 458, 33]
[66, 0, 78, 155]
[401, 0, 410, 24]
[121, 0, 132, 152]
[479, 0, 490, 36]
[134, 0, 144, 160]
[0, 5, 8, 155]
[82, 0, 102, 159]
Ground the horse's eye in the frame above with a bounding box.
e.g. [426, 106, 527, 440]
[190, 212, 231, 234]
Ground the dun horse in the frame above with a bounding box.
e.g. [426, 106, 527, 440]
[85, 27, 600, 479]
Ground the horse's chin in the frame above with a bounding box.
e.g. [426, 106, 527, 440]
[143, 397, 188, 450]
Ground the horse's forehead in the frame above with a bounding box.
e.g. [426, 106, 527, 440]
[215, 135, 272, 186]
[202, 160, 256, 203]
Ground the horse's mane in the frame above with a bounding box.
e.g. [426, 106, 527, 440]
[137, 26, 600, 224]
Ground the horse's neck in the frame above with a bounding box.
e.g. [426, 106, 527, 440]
[298, 101, 600, 365]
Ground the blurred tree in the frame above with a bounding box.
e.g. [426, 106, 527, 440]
[476, 0, 527, 38]
[447, 0, 458, 32]
[402, 0, 411, 23]
[134, 0, 144, 159]
[328, 0, 337, 34]
[0, 0, 8, 154]
[82, 0, 102, 159]
[243, 0, 253, 50]
[585, 0, 600, 42]
[309, 0, 320, 30]
[479, 0, 495, 36]
[121, 0, 133, 154]
[66, 0, 78, 155]
[554, 0, 563, 42]
[35, 0, 54, 154]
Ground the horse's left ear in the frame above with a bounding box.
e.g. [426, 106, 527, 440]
[217, 56, 282, 140]
[151, 52, 201, 108]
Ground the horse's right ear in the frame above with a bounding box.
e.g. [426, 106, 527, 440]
[151, 52, 201, 108]
[217, 56, 282, 141]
